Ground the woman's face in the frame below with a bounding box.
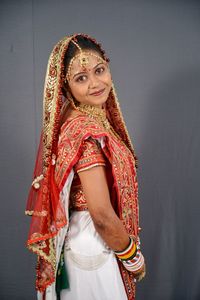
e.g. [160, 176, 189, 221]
[67, 51, 112, 108]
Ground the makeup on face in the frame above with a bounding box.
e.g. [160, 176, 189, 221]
[68, 51, 112, 107]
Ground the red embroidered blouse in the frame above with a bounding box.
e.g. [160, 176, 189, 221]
[69, 137, 106, 211]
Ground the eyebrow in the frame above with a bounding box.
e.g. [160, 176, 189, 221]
[72, 62, 104, 79]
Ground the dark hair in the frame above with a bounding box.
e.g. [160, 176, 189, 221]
[63, 35, 108, 80]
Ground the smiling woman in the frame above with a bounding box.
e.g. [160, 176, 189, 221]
[68, 51, 112, 108]
[26, 34, 145, 300]
[62, 37, 112, 110]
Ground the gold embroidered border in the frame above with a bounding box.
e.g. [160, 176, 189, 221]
[77, 162, 106, 173]
[25, 210, 48, 217]
[42, 36, 75, 174]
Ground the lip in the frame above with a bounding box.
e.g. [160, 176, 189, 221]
[90, 88, 105, 96]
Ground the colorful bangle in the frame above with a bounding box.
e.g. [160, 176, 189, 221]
[122, 249, 145, 273]
[114, 237, 137, 261]
[115, 236, 145, 280]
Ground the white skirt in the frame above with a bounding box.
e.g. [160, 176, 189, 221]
[61, 210, 128, 300]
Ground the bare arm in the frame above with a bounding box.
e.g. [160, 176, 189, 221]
[78, 165, 130, 251]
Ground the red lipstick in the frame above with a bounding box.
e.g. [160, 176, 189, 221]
[90, 88, 105, 96]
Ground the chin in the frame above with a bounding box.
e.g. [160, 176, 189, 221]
[90, 98, 107, 107]
[89, 92, 110, 106]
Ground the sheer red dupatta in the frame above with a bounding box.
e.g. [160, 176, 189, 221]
[25, 36, 75, 290]
[25, 130, 67, 290]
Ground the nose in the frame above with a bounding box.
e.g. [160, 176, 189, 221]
[88, 73, 99, 89]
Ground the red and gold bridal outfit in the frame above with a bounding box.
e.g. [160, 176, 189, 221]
[53, 113, 139, 300]
[25, 34, 142, 300]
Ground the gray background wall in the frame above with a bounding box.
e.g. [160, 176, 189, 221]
[0, 0, 200, 299]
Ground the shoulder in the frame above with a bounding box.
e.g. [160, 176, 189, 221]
[74, 137, 106, 173]
[55, 116, 107, 189]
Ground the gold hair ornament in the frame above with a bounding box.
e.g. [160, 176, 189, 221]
[66, 39, 107, 82]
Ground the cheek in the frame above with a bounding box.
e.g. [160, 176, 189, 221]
[70, 84, 87, 99]
[103, 72, 112, 86]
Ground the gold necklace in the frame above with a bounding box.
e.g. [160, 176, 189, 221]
[76, 103, 124, 143]
[74, 103, 138, 168]
[77, 103, 111, 130]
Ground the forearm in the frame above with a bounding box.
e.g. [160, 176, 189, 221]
[91, 209, 130, 252]
[78, 165, 130, 252]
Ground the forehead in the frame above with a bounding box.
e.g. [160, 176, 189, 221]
[70, 51, 105, 75]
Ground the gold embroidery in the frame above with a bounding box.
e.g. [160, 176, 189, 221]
[56, 116, 139, 235]
[25, 210, 47, 217]
[69, 137, 106, 211]
[74, 137, 106, 173]
[77, 163, 106, 173]
[55, 115, 139, 299]
[27, 236, 56, 268]
[42, 36, 75, 174]
[69, 179, 88, 211]
[106, 84, 138, 168]
[32, 174, 44, 190]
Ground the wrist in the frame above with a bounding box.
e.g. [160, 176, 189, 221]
[114, 236, 137, 261]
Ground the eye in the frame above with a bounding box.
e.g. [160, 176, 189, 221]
[76, 75, 87, 83]
[95, 66, 105, 75]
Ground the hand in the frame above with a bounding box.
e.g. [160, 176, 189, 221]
[133, 263, 146, 282]
[121, 250, 146, 282]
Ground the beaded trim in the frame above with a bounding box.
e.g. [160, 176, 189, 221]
[31, 174, 44, 190]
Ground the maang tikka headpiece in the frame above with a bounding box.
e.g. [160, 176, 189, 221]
[66, 39, 107, 82]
